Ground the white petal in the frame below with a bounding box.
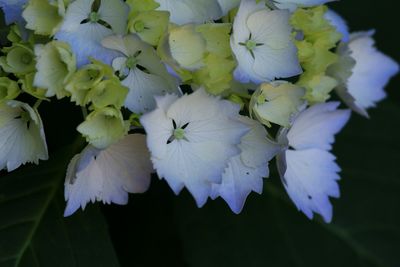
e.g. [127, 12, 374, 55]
[231, 43, 262, 83]
[217, 0, 240, 15]
[64, 134, 153, 216]
[57, 0, 92, 33]
[232, 0, 264, 42]
[152, 140, 240, 207]
[247, 9, 292, 49]
[0, 101, 48, 172]
[324, 9, 350, 42]
[287, 102, 351, 151]
[122, 69, 172, 114]
[346, 32, 399, 112]
[231, 2, 301, 82]
[214, 155, 266, 213]
[248, 9, 302, 80]
[156, 0, 222, 25]
[56, 23, 120, 66]
[280, 148, 341, 222]
[213, 118, 280, 214]
[155, 93, 179, 110]
[253, 41, 302, 81]
[167, 90, 247, 143]
[55, 0, 128, 66]
[239, 117, 280, 168]
[230, 0, 266, 83]
[98, 0, 129, 34]
[140, 108, 173, 159]
[103, 35, 180, 113]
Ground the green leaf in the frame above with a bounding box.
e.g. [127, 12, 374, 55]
[172, 99, 400, 267]
[0, 140, 120, 267]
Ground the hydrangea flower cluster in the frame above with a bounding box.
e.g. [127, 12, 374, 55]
[0, 0, 398, 222]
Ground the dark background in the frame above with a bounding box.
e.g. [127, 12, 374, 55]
[0, 1, 399, 266]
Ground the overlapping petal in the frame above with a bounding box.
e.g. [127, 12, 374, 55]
[64, 134, 153, 216]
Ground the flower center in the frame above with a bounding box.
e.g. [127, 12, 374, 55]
[125, 56, 138, 69]
[167, 120, 189, 144]
[134, 20, 145, 32]
[245, 39, 257, 51]
[238, 33, 264, 59]
[89, 11, 100, 23]
[21, 53, 32, 65]
[173, 128, 186, 140]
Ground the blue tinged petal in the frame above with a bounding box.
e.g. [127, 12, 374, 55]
[283, 148, 340, 223]
[277, 102, 351, 222]
[325, 9, 350, 42]
[0, 0, 27, 25]
[346, 32, 399, 113]
[212, 118, 280, 214]
[155, 0, 222, 25]
[55, 0, 129, 66]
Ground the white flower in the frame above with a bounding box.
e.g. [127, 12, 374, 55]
[64, 134, 153, 216]
[0, 100, 48, 172]
[276, 102, 351, 222]
[155, 0, 222, 25]
[102, 34, 180, 114]
[231, 0, 302, 84]
[324, 9, 350, 42]
[211, 117, 280, 214]
[140, 89, 249, 207]
[55, 0, 129, 66]
[271, 0, 333, 11]
[329, 31, 399, 117]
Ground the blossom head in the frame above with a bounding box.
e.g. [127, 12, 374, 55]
[55, 0, 129, 66]
[231, 0, 302, 83]
[140, 88, 250, 206]
[102, 34, 179, 114]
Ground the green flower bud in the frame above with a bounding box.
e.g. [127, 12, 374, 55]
[34, 41, 76, 99]
[0, 77, 21, 101]
[166, 24, 207, 71]
[86, 79, 128, 109]
[128, 11, 169, 46]
[127, 0, 160, 15]
[22, 0, 66, 36]
[77, 107, 129, 149]
[0, 44, 36, 75]
[250, 81, 306, 128]
[65, 59, 114, 106]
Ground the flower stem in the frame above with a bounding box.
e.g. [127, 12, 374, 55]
[33, 99, 42, 110]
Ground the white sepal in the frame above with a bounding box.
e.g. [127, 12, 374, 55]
[64, 134, 153, 216]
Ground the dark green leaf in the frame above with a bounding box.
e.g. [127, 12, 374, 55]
[172, 99, 400, 267]
[0, 140, 120, 267]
